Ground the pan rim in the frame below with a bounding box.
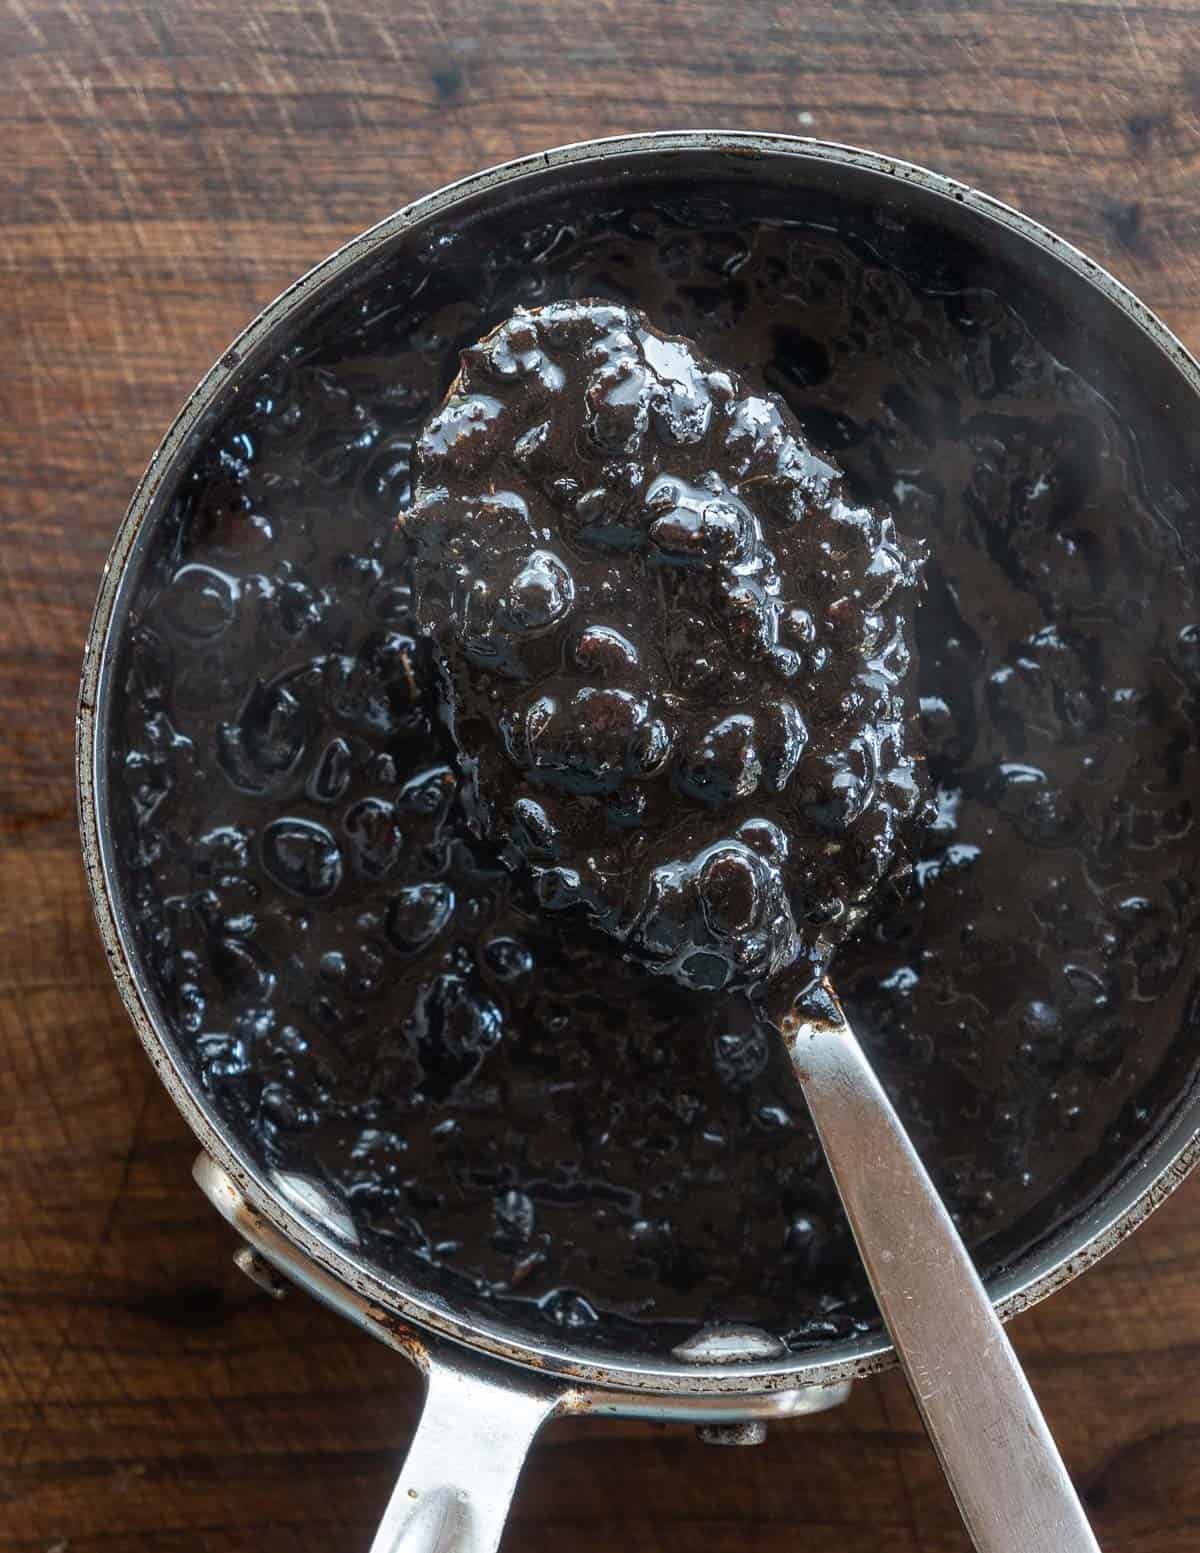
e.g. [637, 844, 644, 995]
[77, 128, 1200, 1396]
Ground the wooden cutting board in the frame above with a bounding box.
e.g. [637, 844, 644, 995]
[3, 2, 1199, 1549]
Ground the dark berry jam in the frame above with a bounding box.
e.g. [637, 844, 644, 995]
[107, 177, 1200, 1357]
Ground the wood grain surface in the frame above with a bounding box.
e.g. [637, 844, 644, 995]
[3, 2, 1200, 1549]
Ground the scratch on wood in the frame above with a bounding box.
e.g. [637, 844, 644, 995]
[8, 0, 48, 47]
[1116, 1, 1149, 79]
[314, 0, 342, 56]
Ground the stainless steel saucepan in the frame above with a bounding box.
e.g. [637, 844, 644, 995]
[78, 131, 1200, 1553]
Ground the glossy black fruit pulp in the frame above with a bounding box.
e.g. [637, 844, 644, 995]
[405, 300, 926, 1007]
[108, 180, 1200, 1356]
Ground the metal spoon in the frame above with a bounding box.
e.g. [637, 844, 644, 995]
[782, 978, 1101, 1553]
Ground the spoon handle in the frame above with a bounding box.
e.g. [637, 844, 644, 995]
[783, 988, 1101, 1553]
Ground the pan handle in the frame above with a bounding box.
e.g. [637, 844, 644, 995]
[369, 1347, 564, 1553]
[192, 1152, 568, 1553]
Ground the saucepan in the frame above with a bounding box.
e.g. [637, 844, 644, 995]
[77, 132, 1200, 1553]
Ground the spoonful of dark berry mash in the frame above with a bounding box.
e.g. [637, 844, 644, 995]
[402, 301, 1100, 1553]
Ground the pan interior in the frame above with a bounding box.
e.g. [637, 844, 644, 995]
[97, 144, 1200, 1371]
